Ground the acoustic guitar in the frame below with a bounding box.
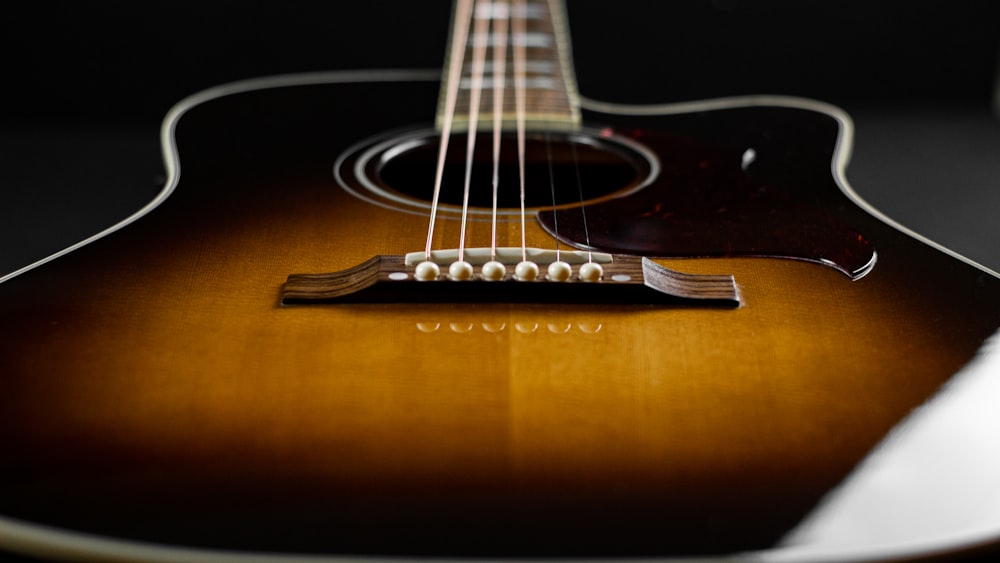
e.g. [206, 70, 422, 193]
[2, 0, 999, 561]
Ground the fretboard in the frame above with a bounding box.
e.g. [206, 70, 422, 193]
[436, 0, 581, 131]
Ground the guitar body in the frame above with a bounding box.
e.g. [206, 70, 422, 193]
[1, 72, 999, 560]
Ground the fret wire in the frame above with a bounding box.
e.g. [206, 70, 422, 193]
[469, 31, 552, 48]
[470, 60, 554, 73]
[459, 77, 556, 90]
[474, 1, 543, 19]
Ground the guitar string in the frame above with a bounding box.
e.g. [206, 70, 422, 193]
[425, 0, 557, 267]
[512, 0, 529, 262]
[456, 1, 493, 263]
[489, 1, 510, 261]
[545, 130, 561, 261]
[424, 0, 474, 260]
[570, 139, 594, 263]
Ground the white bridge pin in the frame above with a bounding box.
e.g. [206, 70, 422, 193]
[578, 262, 604, 282]
[414, 261, 441, 281]
[547, 260, 572, 282]
[481, 260, 507, 281]
[448, 260, 474, 281]
[514, 261, 540, 281]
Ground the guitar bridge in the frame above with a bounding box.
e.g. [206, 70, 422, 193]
[281, 251, 740, 306]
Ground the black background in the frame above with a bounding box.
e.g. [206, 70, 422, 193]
[3, 1, 998, 123]
[3, 0, 1000, 275]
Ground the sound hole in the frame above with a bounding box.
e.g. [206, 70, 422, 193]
[365, 130, 655, 213]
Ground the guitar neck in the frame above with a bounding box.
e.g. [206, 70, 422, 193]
[436, 0, 581, 131]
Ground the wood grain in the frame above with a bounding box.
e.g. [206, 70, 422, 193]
[0, 78, 998, 558]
